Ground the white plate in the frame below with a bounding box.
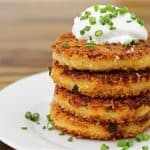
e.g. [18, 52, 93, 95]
[0, 72, 149, 150]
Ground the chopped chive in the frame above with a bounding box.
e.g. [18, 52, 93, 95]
[131, 13, 137, 20]
[106, 5, 116, 13]
[95, 30, 103, 37]
[67, 136, 73, 142]
[101, 144, 109, 150]
[31, 113, 40, 122]
[59, 132, 65, 136]
[25, 111, 40, 122]
[119, 7, 129, 15]
[80, 15, 88, 20]
[100, 16, 106, 25]
[84, 26, 91, 31]
[25, 112, 32, 120]
[80, 26, 91, 35]
[89, 36, 92, 40]
[46, 122, 54, 131]
[108, 21, 113, 26]
[126, 20, 132, 23]
[21, 127, 28, 130]
[109, 26, 116, 30]
[85, 11, 91, 17]
[122, 146, 129, 150]
[142, 146, 149, 150]
[47, 114, 53, 122]
[94, 4, 99, 12]
[80, 30, 85, 35]
[61, 41, 69, 48]
[42, 126, 46, 129]
[137, 17, 144, 26]
[117, 139, 134, 147]
[135, 133, 150, 142]
[111, 11, 118, 18]
[100, 16, 107, 25]
[48, 127, 54, 130]
[86, 41, 96, 49]
[100, 7, 107, 13]
[89, 16, 96, 25]
[123, 40, 138, 47]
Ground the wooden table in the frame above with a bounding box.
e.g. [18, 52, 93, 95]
[0, 0, 149, 149]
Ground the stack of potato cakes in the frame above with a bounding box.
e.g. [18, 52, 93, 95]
[50, 32, 150, 140]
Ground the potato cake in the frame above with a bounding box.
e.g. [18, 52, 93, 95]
[54, 87, 150, 123]
[51, 103, 150, 140]
[51, 61, 150, 98]
[52, 32, 150, 72]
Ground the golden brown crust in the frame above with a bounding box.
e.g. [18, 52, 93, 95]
[54, 86, 150, 123]
[51, 32, 150, 71]
[51, 61, 150, 98]
[51, 103, 150, 140]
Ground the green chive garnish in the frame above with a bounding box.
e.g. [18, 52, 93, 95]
[126, 20, 132, 23]
[21, 127, 28, 130]
[123, 40, 138, 47]
[142, 146, 149, 150]
[80, 15, 88, 20]
[109, 26, 116, 30]
[59, 132, 65, 136]
[94, 4, 99, 12]
[89, 36, 92, 40]
[25, 112, 32, 120]
[101, 144, 109, 150]
[100, 16, 106, 25]
[85, 11, 91, 17]
[80, 26, 91, 35]
[61, 41, 69, 48]
[122, 146, 129, 150]
[100, 7, 107, 13]
[131, 13, 137, 20]
[106, 5, 116, 13]
[119, 7, 129, 15]
[137, 17, 144, 26]
[108, 21, 114, 26]
[86, 41, 96, 49]
[25, 112, 40, 122]
[67, 136, 73, 142]
[117, 139, 134, 147]
[31, 113, 40, 122]
[95, 30, 103, 37]
[48, 127, 54, 130]
[80, 30, 85, 35]
[47, 114, 53, 122]
[84, 26, 91, 31]
[89, 16, 96, 25]
[42, 126, 46, 129]
[135, 133, 150, 142]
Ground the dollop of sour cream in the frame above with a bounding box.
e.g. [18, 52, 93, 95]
[72, 5, 148, 44]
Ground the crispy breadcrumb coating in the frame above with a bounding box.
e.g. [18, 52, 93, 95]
[51, 61, 150, 98]
[51, 32, 150, 71]
[51, 103, 150, 140]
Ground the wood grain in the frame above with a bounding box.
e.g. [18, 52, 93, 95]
[0, 0, 150, 149]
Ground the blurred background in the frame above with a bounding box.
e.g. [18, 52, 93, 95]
[0, 0, 150, 149]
